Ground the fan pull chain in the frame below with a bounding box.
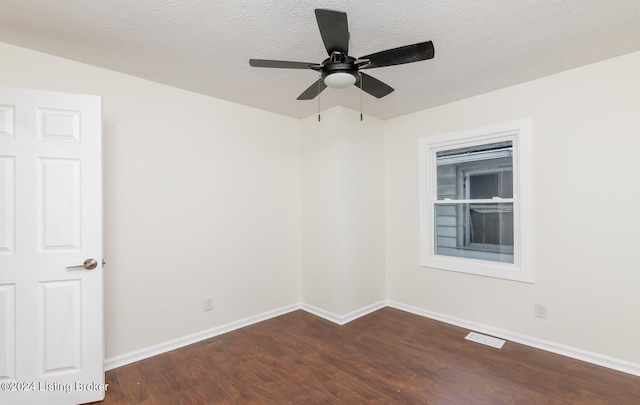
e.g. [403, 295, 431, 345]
[359, 73, 363, 121]
[317, 77, 321, 122]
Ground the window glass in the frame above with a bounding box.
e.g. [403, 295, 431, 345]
[434, 141, 514, 263]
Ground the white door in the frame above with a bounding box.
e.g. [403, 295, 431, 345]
[0, 87, 104, 404]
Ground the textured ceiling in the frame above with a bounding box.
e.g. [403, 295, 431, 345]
[1, 0, 640, 120]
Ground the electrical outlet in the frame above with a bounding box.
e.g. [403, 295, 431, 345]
[534, 303, 548, 318]
[203, 297, 213, 312]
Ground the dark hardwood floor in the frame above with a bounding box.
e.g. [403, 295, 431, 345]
[88, 307, 640, 404]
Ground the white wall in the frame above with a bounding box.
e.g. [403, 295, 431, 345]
[301, 107, 386, 317]
[0, 42, 302, 359]
[385, 51, 640, 364]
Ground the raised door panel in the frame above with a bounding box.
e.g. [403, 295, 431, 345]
[0, 157, 15, 254]
[39, 281, 82, 376]
[37, 158, 81, 252]
[0, 284, 16, 380]
[0, 105, 14, 139]
[36, 108, 80, 142]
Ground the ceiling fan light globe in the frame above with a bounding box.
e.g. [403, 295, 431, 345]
[324, 72, 356, 89]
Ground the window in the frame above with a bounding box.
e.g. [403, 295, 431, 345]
[419, 119, 534, 282]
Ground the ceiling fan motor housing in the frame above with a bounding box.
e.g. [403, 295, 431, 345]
[321, 54, 358, 80]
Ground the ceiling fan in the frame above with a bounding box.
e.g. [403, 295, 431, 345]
[249, 9, 435, 100]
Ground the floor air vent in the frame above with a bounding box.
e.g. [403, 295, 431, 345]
[465, 332, 505, 349]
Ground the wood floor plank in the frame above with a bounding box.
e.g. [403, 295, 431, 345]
[88, 308, 640, 404]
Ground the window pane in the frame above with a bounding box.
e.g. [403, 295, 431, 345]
[469, 204, 514, 246]
[436, 141, 513, 200]
[434, 203, 514, 264]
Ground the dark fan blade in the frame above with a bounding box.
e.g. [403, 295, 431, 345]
[249, 59, 316, 69]
[315, 9, 349, 54]
[360, 41, 434, 69]
[297, 78, 327, 100]
[354, 72, 394, 98]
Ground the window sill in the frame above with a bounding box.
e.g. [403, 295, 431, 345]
[421, 254, 534, 283]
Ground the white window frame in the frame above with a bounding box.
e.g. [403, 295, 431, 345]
[419, 119, 534, 282]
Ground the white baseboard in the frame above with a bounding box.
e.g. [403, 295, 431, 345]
[105, 300, 640, 378]
[387, 300, 640, 377]
[104, 303, 300, 371]
[301, 300, 387, 325]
